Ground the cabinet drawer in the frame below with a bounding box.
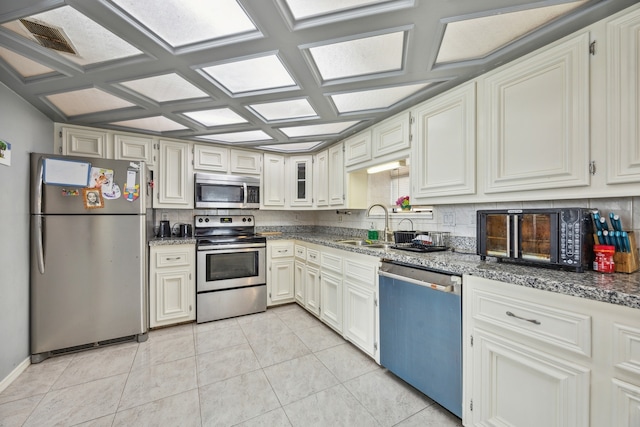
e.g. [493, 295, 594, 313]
[321, 252, 342, 273]
[613, 323, 640, 376]
[471, 289, 591, 357]
[294, 244, 306, 259]
[155, 250, 191, 268]
[271, 242, 294, 258]
[306, 249, 320, 265]
[344, 259, 377, 288]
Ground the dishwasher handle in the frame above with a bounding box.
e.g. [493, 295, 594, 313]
[379, 270, 458, 293]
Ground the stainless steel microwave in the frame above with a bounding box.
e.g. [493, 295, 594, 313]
[477, 208, 594, 272]
[195, 173, 260, 209]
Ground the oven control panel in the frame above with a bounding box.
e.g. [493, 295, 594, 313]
[195, 215, 253, 228]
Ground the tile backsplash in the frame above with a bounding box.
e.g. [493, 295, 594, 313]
[155, 196, 640, 253]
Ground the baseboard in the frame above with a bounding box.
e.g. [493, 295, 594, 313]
[0, 357, 30, 394]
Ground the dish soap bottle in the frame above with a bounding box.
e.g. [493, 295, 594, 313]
[368, 223, 379, 240]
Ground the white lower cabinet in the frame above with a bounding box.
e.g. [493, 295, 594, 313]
[319, 250, 343, 333]
[267, 241, 295, 306]
[149, 244, 195, 328]
[304, 248, 321, 316]
[464, 275, 640, 427]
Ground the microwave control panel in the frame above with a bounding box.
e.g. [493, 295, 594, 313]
[558, 209, 590, 266]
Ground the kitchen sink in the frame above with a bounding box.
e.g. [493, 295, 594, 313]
[335, 239, 394, 249]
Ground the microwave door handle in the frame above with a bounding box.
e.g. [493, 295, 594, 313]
[243, 182, 248, 206]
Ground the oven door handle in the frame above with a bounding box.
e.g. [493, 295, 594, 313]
[243, 182, 248, 206]
[198, 243, 266, 251]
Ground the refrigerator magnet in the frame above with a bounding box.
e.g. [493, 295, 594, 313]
[123, 184, 139, 202]
[82, 188, 104, 209]
[102, 183, 121, 200]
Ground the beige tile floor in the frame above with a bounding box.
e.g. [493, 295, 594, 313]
[0, 303, 463, 427]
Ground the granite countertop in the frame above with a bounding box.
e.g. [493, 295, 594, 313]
[149, 237, 197, 246]
[272, 232, 640, 310]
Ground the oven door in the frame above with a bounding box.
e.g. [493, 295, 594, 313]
[197, 245, 266, 292]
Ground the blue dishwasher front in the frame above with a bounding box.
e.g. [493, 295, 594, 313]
[379, 266, 462, 418]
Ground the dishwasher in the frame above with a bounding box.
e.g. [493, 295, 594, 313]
[378, 261, 462, 418]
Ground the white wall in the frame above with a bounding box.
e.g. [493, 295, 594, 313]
[0, 83, 53, 382]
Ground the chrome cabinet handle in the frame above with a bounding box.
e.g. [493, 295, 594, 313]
[506, 311, 541, 325]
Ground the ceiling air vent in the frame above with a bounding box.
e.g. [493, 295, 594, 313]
[19, 18, 77, 55]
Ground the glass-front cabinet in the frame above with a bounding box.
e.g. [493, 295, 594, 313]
[289, 155, 313, 207]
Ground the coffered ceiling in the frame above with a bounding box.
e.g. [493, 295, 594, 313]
[0, 0, 634, 153]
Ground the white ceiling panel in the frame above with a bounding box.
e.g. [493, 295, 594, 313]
[436, 1, 589, 64]
[331, 83, 430, 113]
[308, 31, 405, 81]
[284, 0, 391, 19]
[258, 141, 324, 152]
[110, 116, 188, 132]
[200, 130, 272, 143]
[0, 47, 55, 77]
[248, 98, 318, 122]
[46, 88, 135, 116]
[111, 0, 258, 47]
[3, 6, 141, 66]
[183, 108, 247, 127]
[120, 73, 208, 103]
[280, 121, 361, 137]
[201, 54, 297, 95]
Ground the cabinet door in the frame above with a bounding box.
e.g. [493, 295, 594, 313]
[606, 7, 640, 184]
[372, 112, 410, 158]
[314, 150, 329, 207]
[343, 280, 376, 357]
[320, 270, 342, 333]
[155, 140, 193, 208]
[612, 379, 640, 427]
[289, 155, 313, 207]
[328, 143, 345, 206]
[114, 134, 154, 165]
[294, 259, 305, 305]
[61, 127, 108, 158]
[262, 153, 286, 207]
[344, 131, 372, 166]
[268, 259, 294, 305]
[231, 149, 261, 175]
[482, 32, 590, 193]
[412, 82, 476, 198]
[152, 269, 194, 327]
[194, 144, 229, 172]
[305, 265, 321, 317]
[470, 328, 590, 427]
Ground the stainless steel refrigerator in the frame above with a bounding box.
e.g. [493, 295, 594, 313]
[30, 153, 148, 363]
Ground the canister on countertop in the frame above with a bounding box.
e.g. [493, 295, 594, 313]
[593, 244, 615, 273]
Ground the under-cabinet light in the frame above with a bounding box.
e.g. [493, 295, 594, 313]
[367, 160, 405, 174]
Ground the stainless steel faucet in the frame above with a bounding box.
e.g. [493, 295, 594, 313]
[367, 204, 393, 242]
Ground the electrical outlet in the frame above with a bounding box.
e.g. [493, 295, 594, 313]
[338, 215, 343, 222]
[443, 212, 455, 226]
[161, 211, 169, 221]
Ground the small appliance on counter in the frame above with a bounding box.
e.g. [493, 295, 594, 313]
[391, 231, 449, 253]
[177, 223, 192, 237]
[477, 208, 594, 272]
[158, 220, 171, 238]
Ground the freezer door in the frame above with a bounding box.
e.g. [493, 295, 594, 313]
[31, 153, 145, 215]
[30, 214, 147, 355]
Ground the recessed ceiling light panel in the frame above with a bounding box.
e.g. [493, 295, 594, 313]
[46, 88, 136, 117]
[111, 0, 258, 47]
[284, 0, 389, 19]
[110, 116, 188, 132]
[200, 130, 272, 143]
[248, 98, 318, 122]
[0, 47, 56, 78]
[331, 83, 429, 113]
[280, 121, 360, 137]
[183, 108, 247, 127]
[120, 73, 208, 103]
[201, 54, 297, 95]
[436, 1, 588, 64]
[308, 31, 405, 81]
[258, 141, 324, 152]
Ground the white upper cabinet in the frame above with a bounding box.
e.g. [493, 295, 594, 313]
[155, 140, 193, 208]
[114, 134, 154, 166]
[412, 82, 476, 199]
[480, 32, 591, 194]
[344, 130, 372, 167]
[328, 143, 345, 206]
[289, 155, 313, 207]
[372, 112, 410, 158]
[314, 149, 329, 207]
[262, 153, 286, 207]
[230, 149, 261, 175]
[61, 127, 108, 158]
[194, 144, 229, 172]
[606, 6, 640, 184]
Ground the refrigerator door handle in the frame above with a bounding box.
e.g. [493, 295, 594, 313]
[34, 157, 44, 214]
[36, 215, 45, 274]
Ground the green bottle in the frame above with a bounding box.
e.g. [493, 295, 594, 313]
[367, 223, 379, 240]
